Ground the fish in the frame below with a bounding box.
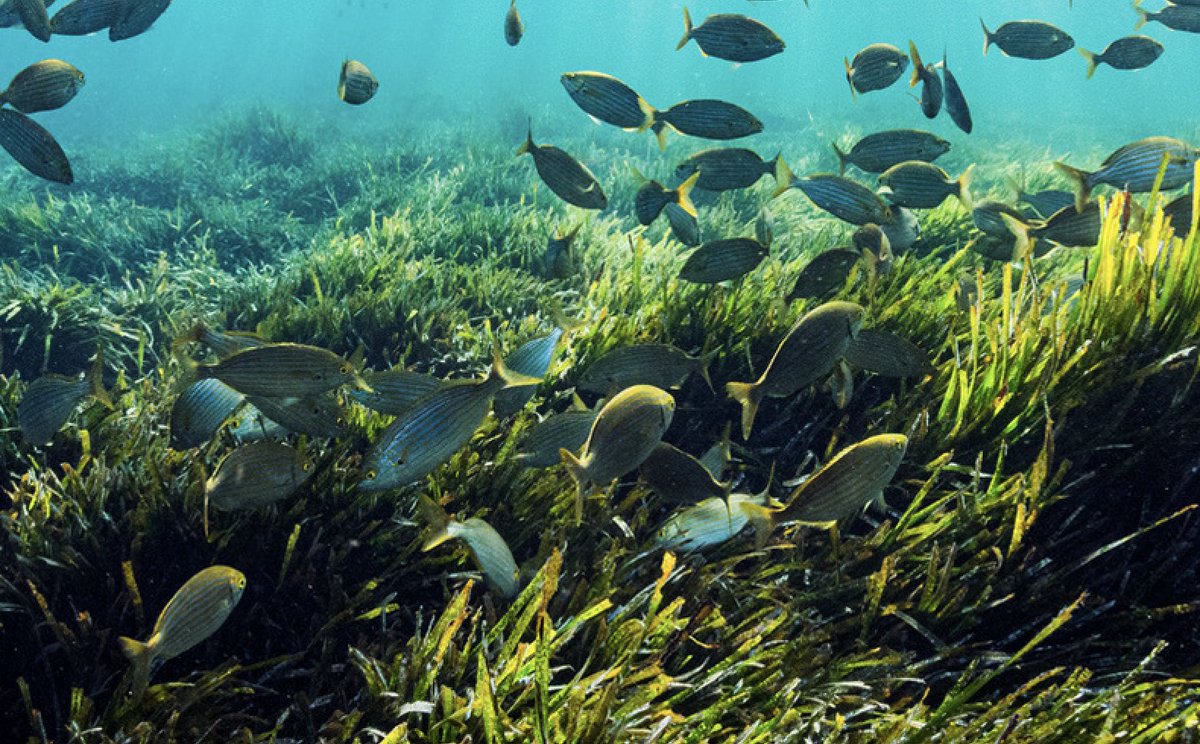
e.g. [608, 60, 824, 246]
[907, 42, 943, 119]
[109, 0, 169, 40]
[679, 237, 769, 284]
[419, 496, 520, 597]
[697, 423, 732, 479]
[19, 352, 112, 445]
[579, 343, 714, 395]
[633, 169, 699, 226]
[504, 0, 523, 46]
[787, 248, 861, 301]
[560, 71, 656, 131]
[196, 343, 365, 399]
[844, 330, 932, 378]
[726, 301, 865, 439]
[516, 125, 608, 210]
[658, 99, 763, 142]
[676, 7, 785, 63]
[1001, 203, 1104, 254]
[206, 441, 312, 511]
[169, 379, 244, 450]
[361, 352, 539, 491]
[118, 566, 245, 701]
[517, 408, 598, 467]
[544, 224, 581, 280]
[494, 326, 566, 418]
[0, 109, 72, 184]
[1055, 137, 1199, 211]
[881, 206, 921, 251]
[0, 60, 85, 114]
[941, 52, 972, 134]
[879, 161, 973, 210]
[15, 0, 51, 40]
[853, 223, 893, 275]
[49, 0, 118, 35]
[1010, 181, 1075, 218]
[832, 129, 950, 176]
[1079, 35, 1163, 79]
[338, 60, 378, 105]
[639, 441, 728, 504]
[980, 18, 1075, 60]
[774, 159, 893, 226]
[1135, 0, 1200, 33]
[777, 433, 908, 524]
[665, 202, 702, 246]
[229, 406, 290, 443]
[844, 43, 909, 97]
[173, 322, 269, 360]
[243, 394, 346, 438]
[674, 148, 777, 192]
[973, 199, 1027, 240]
[560, 384, 675, 520]
[656, 492, 768, 552]
[350, 369, 441, 416]
[1163, 191, 1194, 233]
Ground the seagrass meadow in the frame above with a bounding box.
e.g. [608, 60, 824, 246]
[0, 104, 1199, 742]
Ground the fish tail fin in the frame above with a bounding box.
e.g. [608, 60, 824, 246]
[559, 448, 589, 523]
[490, 347, 541, 391]
[629, 163, 648, 184]
[418, 495, 455, 551]
[980, 18, 993, 55]
[118, 636, 154, 701]
[725, 381, 762, 440]
[1133, 0, 1148, 30]
[1000, 213, 1034, 260]
[87, 348, 114, 410]
[676, 6, 693, 51]
[1054, 161, 1092, 212]
[697, 347, 719, 393]
[651, 119, 669, 151]
[674, 171, 700, 217]
[1078, 48, 1099, 79]
[548, 296, 584, 335]
[516, 121, 534, 156]
[171, 322, 209, 354]
[1006, 174, 1026, 201]
[740, 502, 775, 550]
[843, 57, 857, 100]
[832, 141, 849, 176]
[635, 97, 658, 132]
[907, 40, 923, 87]
[771, 157, 794, 199]
[766, 151, 781, 180]
[957, 164, 975, 211]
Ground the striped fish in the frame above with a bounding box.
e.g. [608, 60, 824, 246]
[0, 0, 54, 26]
[698, 423, 732, 479]
[972, 199, 1026, 240]
[981, 19, 1074, 59]
[579, 343, 714, 395]
[206, 441, 312, 511]
[338, 59, 378, 105]
[108, 0, 170, 41]
[1012, 184, 1074, 219]
[169, 379, 244, 450]
[1055, 137, 1198, 211]
[14, 0, 51, 40]
[676, 8, 785, 63]
[778, 434, 908, 524]
[1001, 202, 1105, 253]
[560, 71, 656, 131]
[845, 329, 932, 378]
[1135, 1, 1200, 33]
[50, 0, 119, 35]
[659, 99, 763, 142]
[419, 496, 520, 597]
[0, 59, 84, 114]
[774, 159, 892, 226]
[679, 237, 769, 284]
[243, 394, 346, 438]
[516, 408, 597, 467]
[634, 170, 699, 226]
[118, 566, 245, 699]
[516, 126, 607, 210]
[844, 43, 908, 97]
[230, 405, 290, 443]
[908, 42, 943, 119]
[493, 327, 564, 418]
[656, 492, 768, 552]
[853, 223, 893, 275]
[544, 224, 580, 279]
[882, 206, 921, 251]
[0, 109, 72, 184]
[174, 322, 269, 360]
[879, 161, 973, 210]
[196, 343, 365, 398]
[1163, 192, 1194, 233]
[504, 0, 522, 46]
[361, 354, 539, 491]
[787, 248, 861, 301]
[941, 53, 973, 134]
[665, 202, 702, 246]
[674, 147, 777, 192]
[560, 384, 675, 520]
[726, 301, 864, 439]
[19, 353, 112, 445]
[833, 129, 950, 176]
[1079, 36, 1162, 79]
[640, 441, 728, 504]
[350, 369, 441, 416]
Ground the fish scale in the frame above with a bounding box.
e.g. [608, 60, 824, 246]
[579, 344, 707, 394]
[781, 434, 908, 523]
[518, 409, 598, 467]
[844, 330, 930, 378]
[561, 72, 652, 130]
[845, 44, 909, 95]
[879, 161, 971, 210]
[675, 148, 774, 191]
[834, 130, 949, 175]
[660, 99, 762, 141]
[350, 369, 441, 416]
[109, 0, 170, 41]
[679, 238, 768, 283]
[0, 109, 72, 184]
[50, 0, 119, 34]
[207, 441, 311, 510]
[494, 328, 562, 418]
[791, 174, 891, 225]
[19, 375, 91, 445]
[170, 379, 244, 450]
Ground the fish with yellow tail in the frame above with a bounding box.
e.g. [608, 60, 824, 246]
[419, 495, 521, 597]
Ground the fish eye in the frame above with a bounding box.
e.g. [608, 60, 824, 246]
[340, 363, 353, 374]
[394, 456, 405, 467]
[312, 372, 326, 380]
[302, 461, 312, 471]
[365, 469, 377, 480]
